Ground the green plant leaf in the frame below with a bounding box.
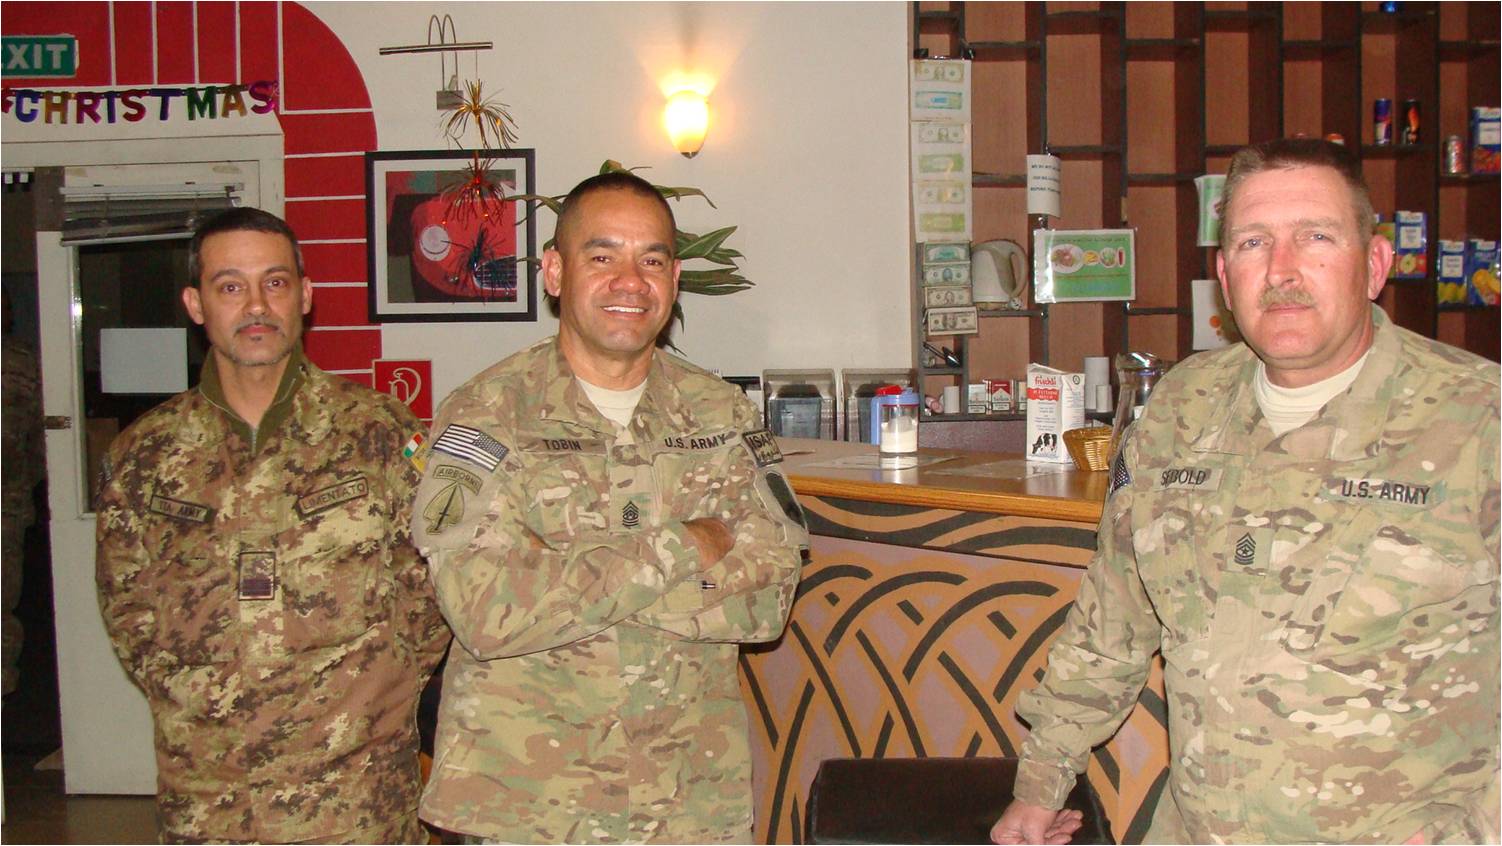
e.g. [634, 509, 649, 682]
[676, 226, 738, 261]
[679, 267, 754, 295]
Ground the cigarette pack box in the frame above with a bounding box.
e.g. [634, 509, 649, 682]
[986, 378, 1013, 413]
[1438, 240, 1468, 305]
[967, 383, 990, 414]
[1025, 365, 1085, 464]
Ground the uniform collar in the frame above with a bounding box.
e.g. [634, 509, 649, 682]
[1192, 305, 1396, 461]
[534, 337, 706, 436]
[197, 344, 312, 452]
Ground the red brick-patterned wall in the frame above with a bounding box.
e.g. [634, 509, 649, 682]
[2, 1, 383, 386]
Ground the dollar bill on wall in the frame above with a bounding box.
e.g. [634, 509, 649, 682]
[925, 305, 980, 335]
[911, 59, 971, 122]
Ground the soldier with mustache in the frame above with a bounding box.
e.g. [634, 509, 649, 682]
[993, 139, 1499, 844]
[95, 208, 452, 843]
[410, 171, 808, 843]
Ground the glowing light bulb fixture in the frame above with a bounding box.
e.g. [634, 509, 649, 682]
[664, 90, 710, 159]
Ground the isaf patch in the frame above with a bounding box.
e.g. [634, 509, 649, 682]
[432, 424, 509, 471]
[741, 428, 783, 468]
[149, 494, 214, 524]
[295, 475, 369, 518]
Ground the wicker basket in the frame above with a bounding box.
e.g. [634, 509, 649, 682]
[1063, 426, 1113, 472]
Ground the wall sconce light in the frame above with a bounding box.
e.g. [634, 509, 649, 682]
[664, 90, 710, 159]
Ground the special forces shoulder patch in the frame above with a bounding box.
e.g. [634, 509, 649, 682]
[741, 428, 783, 468]
[431, 424, 509, 472]
[423, 480, 468, 535]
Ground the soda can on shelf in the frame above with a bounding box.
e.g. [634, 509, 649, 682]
[1444, 135, 1466, 174]
[1374, 98, 1393, 145]
[1400, 99, 1421, 145]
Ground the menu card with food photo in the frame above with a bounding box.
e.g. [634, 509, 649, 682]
[1031, 228, 1136, 303]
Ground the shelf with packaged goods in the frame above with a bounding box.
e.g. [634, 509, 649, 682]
[911, 0, 1499, 388]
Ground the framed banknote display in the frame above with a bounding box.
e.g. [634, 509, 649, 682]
[366, 149, 537, 322]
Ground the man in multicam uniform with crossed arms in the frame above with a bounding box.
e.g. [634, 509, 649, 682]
[411, 171, 808, 843]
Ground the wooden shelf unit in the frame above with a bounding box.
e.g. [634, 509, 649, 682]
[911, 0, 1500, 398]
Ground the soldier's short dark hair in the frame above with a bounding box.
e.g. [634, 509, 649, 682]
[553, 171, 677, 256]
[1219, 138, 1376, 251]
[188, 207, 305, 286]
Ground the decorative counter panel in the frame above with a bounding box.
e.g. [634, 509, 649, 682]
[738, 441, 1169, 843]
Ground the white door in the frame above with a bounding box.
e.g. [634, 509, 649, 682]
[36, 162, 263, 794]
[37, 230, 160, 794]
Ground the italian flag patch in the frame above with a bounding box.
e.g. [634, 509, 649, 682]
[403, 432, 426, 470]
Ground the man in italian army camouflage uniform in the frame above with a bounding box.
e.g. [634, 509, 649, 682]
[95, 208, 452, 843]
[993, 138, 1499, 844]
[411, 171, 808, 843]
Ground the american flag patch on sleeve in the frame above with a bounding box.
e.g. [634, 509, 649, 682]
[431, 424, 509, 472]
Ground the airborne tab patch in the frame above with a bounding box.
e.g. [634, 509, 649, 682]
[741, 428, 783, 468]
[149, 494, 214, 524]
[433, 464, 483, 494]
[295, 475, 369, 518]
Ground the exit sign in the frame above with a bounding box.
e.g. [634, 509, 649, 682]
[2, 35, 78, 78]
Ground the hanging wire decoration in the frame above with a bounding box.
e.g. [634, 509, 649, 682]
[380, 16, 515, 223]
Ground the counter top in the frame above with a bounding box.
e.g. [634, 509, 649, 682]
[778, 437, 1108, 524]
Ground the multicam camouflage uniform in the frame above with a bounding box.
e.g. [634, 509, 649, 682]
[95, 346, 451, 843]
[412, 338, 807, 843]
[1012, 307, 1500, 843]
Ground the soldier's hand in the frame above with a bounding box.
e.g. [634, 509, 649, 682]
[683, 517, 734, 565]
[990, 800, 1083, 845]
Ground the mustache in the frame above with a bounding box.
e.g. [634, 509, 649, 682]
[1258, 287, 1315, 309]
[234, 317, 283, 333]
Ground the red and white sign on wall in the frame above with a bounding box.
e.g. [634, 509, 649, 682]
[373, 359, 432, 422]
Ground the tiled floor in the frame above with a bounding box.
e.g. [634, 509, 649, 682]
[2, 753, 158, 844]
